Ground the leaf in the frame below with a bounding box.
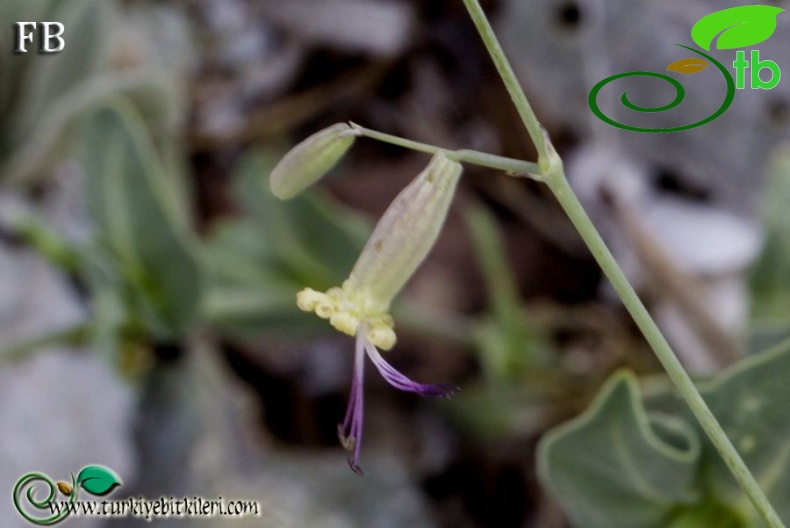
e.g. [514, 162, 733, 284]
[691, 5, 783, 51]
[76, 465, 122, 496]
[2, 72, 180, 187]
[81, 251, 128, 361]
[9, 0, 108, 141]
[693, 341, 790, 525]
[80, 98, 203, 339]
[0, 0, 110, 185]
[665, 502, 744, 528]
[542, 342, 790, 527]
[201, 150, 370, 341]
[538, 372, 702, 528]
[666, 58, 709, 75]
[202, 219, 328, 340]
[0, 0, 50, 115]
[464, 203, 548, 381]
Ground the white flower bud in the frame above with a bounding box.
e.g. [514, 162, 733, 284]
[270, 123, 356, 200]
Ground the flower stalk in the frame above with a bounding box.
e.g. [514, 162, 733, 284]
[349, 123, 539, 176]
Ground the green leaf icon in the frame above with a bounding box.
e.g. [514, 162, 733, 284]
[691, 5, 783, 51]
[76, 466, 122, 496]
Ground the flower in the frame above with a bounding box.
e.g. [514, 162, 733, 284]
[295, 151, 462, 474]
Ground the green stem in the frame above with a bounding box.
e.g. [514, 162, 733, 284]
[460, 0, 545, 157]
[349, 122, 539, 175]
[545, 172, 784, 528]
[461, 1, 785, 526]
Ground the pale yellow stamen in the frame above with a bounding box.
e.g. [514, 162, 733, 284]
[330, 312, 361, 336]
[296, 286, 397, 350]
[296, 288, 326, 311]
[366, 324, 396, 350]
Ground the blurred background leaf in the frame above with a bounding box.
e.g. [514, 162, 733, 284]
[538, 372, 705, 528]
[693, 340, 790, 527]
[541, 339, 790, 528]
[1, 0, 109, 184]
[465, 203, 550, 382]
[80, 99, 202, 341]
[202, 149, 369, 341]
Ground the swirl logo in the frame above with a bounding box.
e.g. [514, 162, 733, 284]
[589, 5, 784, 133]
[13, 466, 122, 525]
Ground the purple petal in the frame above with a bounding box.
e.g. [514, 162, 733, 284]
[364, 341, 458, 398]
[337, 330, 367, 476]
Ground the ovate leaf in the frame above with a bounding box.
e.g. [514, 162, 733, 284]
[538, 372, 701, 528]
[542, 343, 790, 527]
[691, 5, 783, 51]
[76, 465, 122, 496]
[694, 341, 790, 525]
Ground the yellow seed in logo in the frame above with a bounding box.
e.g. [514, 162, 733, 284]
[666, 57, 709, 74]
[56, 481, 73, 495]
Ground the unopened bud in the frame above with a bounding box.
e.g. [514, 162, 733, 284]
[270, 123, 356, 200]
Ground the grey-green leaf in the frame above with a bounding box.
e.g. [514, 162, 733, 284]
[694, 340, 790, 526]
[464, 203, 549, 381]
[538, 372, 701, 528]
[9, 0, 108, 141]
[76, 465, 122, 496]
[202, 219, 328, 341]
[235, 150, 368, 286]
[201, 149, 369, 341]
[691, 5, 783, 51]
[0, 0, 110, 185]
[80, 99, 202, 339]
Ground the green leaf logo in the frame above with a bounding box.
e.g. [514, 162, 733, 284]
[76, 466, 122, 496]
[691, 5, 783, 51]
